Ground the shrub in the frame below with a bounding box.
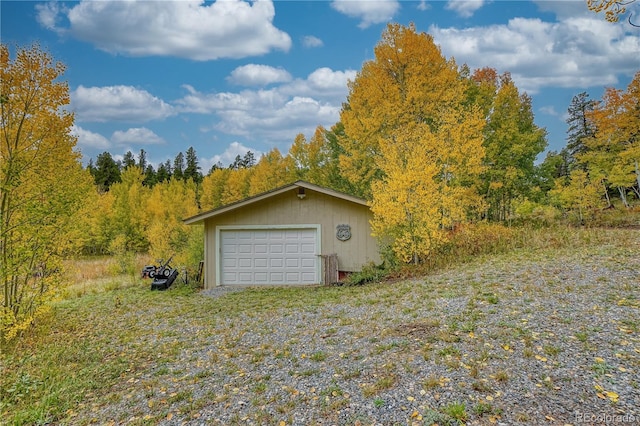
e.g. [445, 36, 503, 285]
[345, 262, 389, 286]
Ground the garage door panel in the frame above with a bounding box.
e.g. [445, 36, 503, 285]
[269, 272, 284, 281]
[221, 228, 318, 285]
[301, 243, 315, 253]
[238, 272, 253, 282]
[302, 272, 316, 281]
[222, 272, 237, 282]
[222, 258, 237, 268]
[301, 258, 315, 268]
[269, 244, 283, 254]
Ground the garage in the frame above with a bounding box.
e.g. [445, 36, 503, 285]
[219, 227, 319, 285]
[184, 181, 381, 288]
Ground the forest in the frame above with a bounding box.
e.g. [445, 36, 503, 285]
[1, 23, 639, 341]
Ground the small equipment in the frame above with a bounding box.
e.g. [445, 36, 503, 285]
[142, 255, 179, 290]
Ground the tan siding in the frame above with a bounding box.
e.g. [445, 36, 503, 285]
[203, 187, 380, 288]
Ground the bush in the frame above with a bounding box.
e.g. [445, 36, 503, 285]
[345, 262, 389, 286]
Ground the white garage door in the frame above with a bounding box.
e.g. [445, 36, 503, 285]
[220, 228, 319, 285]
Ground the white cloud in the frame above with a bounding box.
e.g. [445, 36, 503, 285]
[330, 0, 400, 28]
[539, 105, 559, 116]
[445, 0, 487, 18]
[72, 85, 174, 123]
[302, 35, 324, 48]
[111, 127, 165, 145]
[417, 1, 431, 12]
[227, 64, 292, 87]
[72, 125, 111, 150]
[176, 67, 354, 144]
[278, 68, 358, 100]
[201, 141, 262, 171]
[35, 2, 66, 31]
[430, 16, 640, 94]
[39, 0, 291, 61]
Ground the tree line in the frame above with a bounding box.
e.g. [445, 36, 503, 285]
[1, 27, 639, 340]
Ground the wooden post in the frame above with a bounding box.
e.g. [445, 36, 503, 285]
[321, 254, 338, 285]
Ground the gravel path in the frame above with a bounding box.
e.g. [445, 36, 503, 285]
[82, 243, 639, 426]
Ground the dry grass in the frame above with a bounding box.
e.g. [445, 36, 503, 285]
[60, 254, 154, 298]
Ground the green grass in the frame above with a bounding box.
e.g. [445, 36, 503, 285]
[2, 226, 639, 424]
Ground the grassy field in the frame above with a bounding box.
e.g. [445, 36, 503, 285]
[1, 227, 639, 425]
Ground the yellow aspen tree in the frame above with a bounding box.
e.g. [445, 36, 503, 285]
[1, 44, 93, 341]
[340, 23, 486, 263]
[108, 167, 150, 252]
[614, 71, 640, 199]
[582, 73, 640, 206]
[146, 178, 199, 266]
[248, 148, 295, 195]
[201, 167, 231, 210]
[221, 167, 252, 205]
[288, 126, 332, 186]
[340, 23, 464, 199]
[480, 74, 547, 221]
[370, 129, 443, 264]
[550, 169, 604, 223]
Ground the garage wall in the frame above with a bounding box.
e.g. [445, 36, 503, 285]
[203, 188, 380, 288]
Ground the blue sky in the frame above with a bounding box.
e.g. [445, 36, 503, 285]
[2, 0, 639, 172]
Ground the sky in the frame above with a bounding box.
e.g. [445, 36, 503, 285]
[2, 0, 639, 172]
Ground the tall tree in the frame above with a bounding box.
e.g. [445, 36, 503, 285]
[143, 164, 157, 187]
[137, 149, 147, 171]
[184, 146, 202, 184]
[173, 151, 185, 181]
[323, 122, 357, 194]
[340, 23, 486, 262]
[566, 92, 596, 165]
[1, 44, 93, 340]
[122, 150, 136, 169]
[156, 161, 171, 183]
[582, 71, 640, 206]
[242, 151, 256, 168]
[92, 151, 121, 192]
[340, 24, 469, 199]
[479, 73, 547, 221]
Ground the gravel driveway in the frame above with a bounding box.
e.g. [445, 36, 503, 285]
[84, 240, 639, 426]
